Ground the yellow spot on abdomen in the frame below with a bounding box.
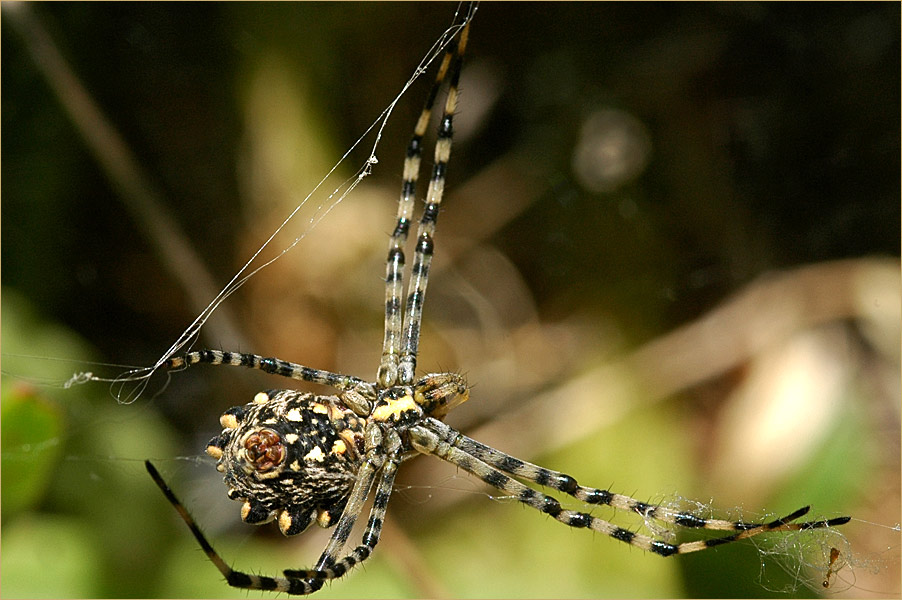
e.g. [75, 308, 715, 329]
[303, 446, 325, 462]
[330, 439, 347, 455]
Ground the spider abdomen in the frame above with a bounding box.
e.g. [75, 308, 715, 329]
[206, 389, 366, 536]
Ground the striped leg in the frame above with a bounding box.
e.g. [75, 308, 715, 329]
[283, 427, 402, 582]
[427, 418, 780, 533]
[146, 426, 399, 595]
[146, 461, 326, 595]
[448, 422, 850, 533]
[284, 455, 400, 581]
[163, 350, 375, 397]
[408, 424, 850, 557]
[378, 37, 460, 389]
[397, 23, 470, 386]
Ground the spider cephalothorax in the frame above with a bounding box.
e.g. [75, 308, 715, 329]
[146, 8, 849, 595]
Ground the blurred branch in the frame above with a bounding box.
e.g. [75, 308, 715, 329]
[5, 3, 248, 350]
[627, 257, 899, 399]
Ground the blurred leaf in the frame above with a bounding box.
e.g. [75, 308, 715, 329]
[1, 385, 64, 516]
[1, 514, 103, 598]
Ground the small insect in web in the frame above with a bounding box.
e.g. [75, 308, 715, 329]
[143, 11, 851, 596]
[823, 547, 842, 589]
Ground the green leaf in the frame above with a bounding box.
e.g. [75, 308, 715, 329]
[1, 385, 65, 516]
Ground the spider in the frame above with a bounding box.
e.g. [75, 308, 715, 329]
[145, 16, 850, 596]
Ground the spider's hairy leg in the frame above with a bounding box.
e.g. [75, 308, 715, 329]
[378, 34, 460, 389]
[282, 426, 402, 585]
[286, 424, 388, 579]
[146, 425, 404, 595]
[285, 453, 401, 582]
[397, 22, 470, 386]
[408, 423, 850, 557]
[427, 418, 851, 535]
[163, 349, 375, 398]
[145, 461, 325, 595]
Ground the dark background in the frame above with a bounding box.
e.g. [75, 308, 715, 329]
[3, 3, 899, 598]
